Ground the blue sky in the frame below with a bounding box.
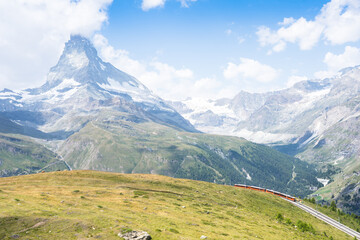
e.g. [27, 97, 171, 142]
[1, 0, 360, 100]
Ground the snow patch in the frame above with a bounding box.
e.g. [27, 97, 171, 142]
[66, 50, 89, 69]
[235, 129, 296, 144]
[317, 178, 330, 186]
[242, 168, 252, 181]
[21, 78, 80, 104]
[99, 78, 173, 112]
[182, 97, 238, 119]
[309, 106, 350, 137]
[99, 62, 106, 70]
[333, 156, 345, 165]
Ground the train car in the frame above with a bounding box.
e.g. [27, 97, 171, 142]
[247, 185, 266, 192]
[234, 184, 247, 189]
[234, 184, 296, 202]
[284, 194, 296, 202]
[266, 189, 275, 194]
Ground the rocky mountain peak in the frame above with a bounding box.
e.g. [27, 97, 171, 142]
[59, 35, 97, 68]
[338, 65, 360, 76]
[41, 35, 106, 90]
[32, 35, 147, 96]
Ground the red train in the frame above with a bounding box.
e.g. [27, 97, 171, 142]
[234, 184, 296, 202]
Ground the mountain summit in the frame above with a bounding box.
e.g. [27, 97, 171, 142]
[40, 35, 148, 93]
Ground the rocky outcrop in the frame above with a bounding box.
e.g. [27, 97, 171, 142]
[118, 230, 151, 240]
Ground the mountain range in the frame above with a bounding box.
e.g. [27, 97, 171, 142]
[0, 35, 320, 197]
[169, 65, 360, 214]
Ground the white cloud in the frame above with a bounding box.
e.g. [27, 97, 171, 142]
[141, 0, 197, 11]
[314, 45, 360, 79]
[141, 0, 165, 11]
[225, 29, 232, 35]
[223, 58, 279, 83]
[150, 62, 193, 79]
[95, 34, 209, 100]
[287, 75, 308, 88]
[237, 37, 245, 44]
[178, 0, 197, 8]
[321, 0, 360, 45]
[0, 0, 112, 90]
[257, 0, 360, 52]
[324, 46, 360, 71]
[93, 34, 146, 76]
[314, 70, 335, 79]
[94, 34, 239, 100]
[279, 17, 296, 26]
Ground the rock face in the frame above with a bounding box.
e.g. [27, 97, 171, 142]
[118, 231, 151, 240]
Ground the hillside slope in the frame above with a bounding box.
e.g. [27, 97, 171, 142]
[59, 111, 320, 197]
[0, 133, 67, 177]
[0, 171, 352, 239]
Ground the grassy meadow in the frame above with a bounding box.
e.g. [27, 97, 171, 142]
[0, 170, 352, 239]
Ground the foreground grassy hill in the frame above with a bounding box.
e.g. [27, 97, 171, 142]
[0, 171, 351, 239]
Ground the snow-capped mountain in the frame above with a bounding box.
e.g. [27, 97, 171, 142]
[170, 65, 360, 165]
[169, 71, 353, 145]
[0, 35, 197, 135]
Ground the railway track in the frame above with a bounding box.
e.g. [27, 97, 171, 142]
[234, 184, 360, 238]
[286, 199, 360, 239]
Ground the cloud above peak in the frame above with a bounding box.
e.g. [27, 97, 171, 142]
[257, 0, 360, 53]
[314, 45, 360, 79]
[0, 0, 113, 90]
[224, 58, 279, 83]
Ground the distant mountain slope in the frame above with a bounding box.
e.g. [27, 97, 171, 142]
[169, 78, 333, 144]
[0, 171, 353, 240]
[0, 133, 67, 177]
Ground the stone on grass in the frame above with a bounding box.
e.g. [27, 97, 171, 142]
[118, 231, 151, 240]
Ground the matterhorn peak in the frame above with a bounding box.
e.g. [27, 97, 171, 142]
[60, 35, 97, 66]
[36, 34, 147, 94]
[45, 35, 101, 76]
